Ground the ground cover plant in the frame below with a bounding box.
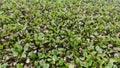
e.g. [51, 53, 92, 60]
[0, 0, 120, 68]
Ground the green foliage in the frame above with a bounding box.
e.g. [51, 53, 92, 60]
[0, 0, 120, 68]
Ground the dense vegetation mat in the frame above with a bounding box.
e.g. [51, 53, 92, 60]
[0, 0, 120, 68]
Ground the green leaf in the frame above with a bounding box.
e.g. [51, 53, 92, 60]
[11, 48, 19, 56]
[43, 64, 49, 68]
[38, 53, 45, 59]
[16, 64, 23, 68]
[106, 59, 116, 68]
[40, 60, 46, 66]
[58, 58, 64, 66]
[69, 63, 75, 68]
[28, 51, 37, 60]
[34, 61, 39, 67]
[0, 45, 3, 49]
[52, 50, 57, 55]
[52, 55, 58, 61]
[16, 44, 23, 54]
[24, 43, 29, 51]
[0, 63, 7, 68]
